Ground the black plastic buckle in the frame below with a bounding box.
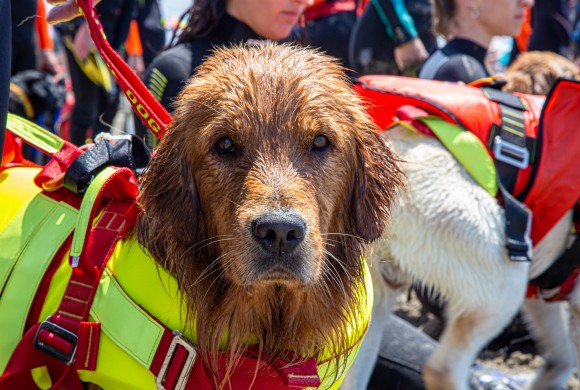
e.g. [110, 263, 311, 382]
[493, 136, 529, 169]
[33, 319, 78, 365]
[63, 135, 151, 195]
[506, 238, 532, 262]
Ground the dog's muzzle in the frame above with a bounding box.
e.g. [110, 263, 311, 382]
[250, 211, 310, 282]
[252, 211, 305, 255]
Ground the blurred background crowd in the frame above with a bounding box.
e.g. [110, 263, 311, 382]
[8, 0, 580, 153]
[6, 1, 580, 388]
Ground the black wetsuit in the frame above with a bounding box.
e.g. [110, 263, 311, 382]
[1, 0, 10, 157]
[349, 0, 436, 76]
[529, 0, 571, 57]
[56, 0, 136, 146]
[136, 0, 166, 67]
[139, 13, 262, 145]
[418, 38, 490, 83]
[10, 0, 37, 76]
[300, 0, 358, 67]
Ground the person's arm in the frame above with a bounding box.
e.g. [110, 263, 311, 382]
[0, 0, 11, 160]
[372, 0, 417, 46]
[46, 0, 103, 24]
[372, 0, 428, 72]
[113, 0, 138, 49]
[36, 0, 62, 74]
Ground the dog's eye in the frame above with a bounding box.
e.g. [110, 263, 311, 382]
[216, 137, 235, 154]
[312, 135, 330, 152]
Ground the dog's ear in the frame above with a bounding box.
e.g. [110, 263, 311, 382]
[349, 122, 403, 242]
[137, 132, 200, 261]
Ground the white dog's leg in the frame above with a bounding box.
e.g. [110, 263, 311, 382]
[523, 299, 575, 390]
[422, 292, 525, 390]
[568, 283, 580, 385]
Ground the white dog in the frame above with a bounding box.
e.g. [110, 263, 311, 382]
[342, 75, 580, 390]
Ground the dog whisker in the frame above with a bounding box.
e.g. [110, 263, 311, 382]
[319, 256, 348, 303]
[197, 253, 237, 304]
[190, 236, 236, 254]
[190, 250, 237, 287]
[322, 248, 354, 282]
[321, 238, 338, 247]
[321, 232, 364, 241]
[313, 273, 334, 302]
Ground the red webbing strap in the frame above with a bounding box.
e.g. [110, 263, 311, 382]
[0, 169, 139, 389]
[526, 268, 580, 302]
[148, 328, 321, 390]
[75, 0, 172, 139]
[34, 141, 83, 189]
[2, 115, 83, 184]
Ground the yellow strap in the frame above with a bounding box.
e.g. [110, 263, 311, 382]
[419, 117, 498, 196]
[90, 268, 165, 368]
[63, 36, 113, 93]
[70, 167, 118, 257]
[6, 113, 64, 155]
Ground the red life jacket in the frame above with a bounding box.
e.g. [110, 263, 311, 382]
[354, 75, 580, 247]
[304, 0, 357, 21]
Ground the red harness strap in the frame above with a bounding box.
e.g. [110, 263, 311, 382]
[526, 268, 580, 302]
[149, 334, 321, 390]
[0, 168, 139, 390]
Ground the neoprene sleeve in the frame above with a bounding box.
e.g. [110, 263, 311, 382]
[0, 0, 10, 157]
[372, 0, 417, 45]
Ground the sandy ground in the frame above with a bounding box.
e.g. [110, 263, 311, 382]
[394, 289, 580, 389]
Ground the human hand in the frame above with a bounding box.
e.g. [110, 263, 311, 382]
[39, 49, 63, 75]
[128, 55, 146, 79]
[46, 0, 102, 24]
[394, 38, 428, 74]
[73, 23, 94, 61]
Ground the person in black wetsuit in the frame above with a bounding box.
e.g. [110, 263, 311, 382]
[349, 0, 436, 77]
[0, 0, 10, 158]
[10, 0, 37, 76]
[135, 0, 166, 68]
[137, 0, 309, 146]
[55, 0, 136, 146]
[419, 0, 534, 83]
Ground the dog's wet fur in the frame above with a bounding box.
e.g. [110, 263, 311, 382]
[504, 51, 580, 95]
[136, 43, 403, 382]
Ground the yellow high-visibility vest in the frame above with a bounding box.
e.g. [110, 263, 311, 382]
[0, 165, 373, 390]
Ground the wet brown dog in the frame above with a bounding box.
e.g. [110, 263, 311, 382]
[504, 50, 580, 95]
[136, 43, 403, 382]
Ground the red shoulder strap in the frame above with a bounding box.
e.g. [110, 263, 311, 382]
[76, 0, 172, 139]
[0, 168, 139, 390]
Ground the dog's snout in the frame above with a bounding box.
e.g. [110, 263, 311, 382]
[253, 213, 306, 254]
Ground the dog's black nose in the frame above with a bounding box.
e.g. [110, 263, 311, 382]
[253, 212, 306, 254]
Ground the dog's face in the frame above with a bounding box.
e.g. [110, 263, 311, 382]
[174, 57, 388, 288]
[137, 43, 402, 368]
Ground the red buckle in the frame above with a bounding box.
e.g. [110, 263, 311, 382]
[33, 319, 78, 365]
[156, 331, 197, 390]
